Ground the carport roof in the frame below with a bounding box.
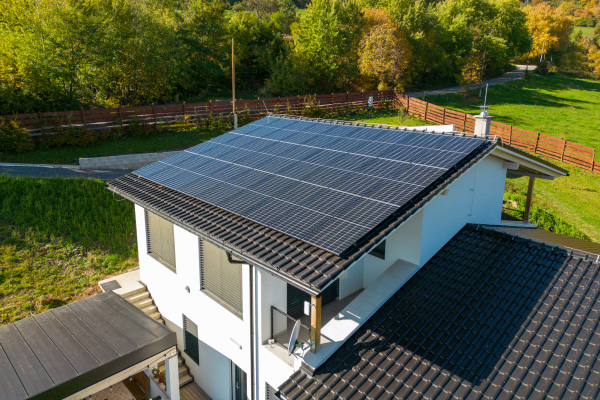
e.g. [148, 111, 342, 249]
[0, 291, 176, 400]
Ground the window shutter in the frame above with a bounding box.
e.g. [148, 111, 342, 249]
[201, 241, 243, 316]
[145, 210, 176, 272]
[266, 383, 278, 400]
[183, 315, 199, 364]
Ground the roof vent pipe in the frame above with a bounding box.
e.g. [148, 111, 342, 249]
[474, 105, 493, 137]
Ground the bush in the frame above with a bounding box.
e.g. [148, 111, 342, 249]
[0, 118, 34, 153]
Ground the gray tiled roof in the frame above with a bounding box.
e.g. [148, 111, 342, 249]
[108, 126, 496, 293]
[278, 225, 600, 399]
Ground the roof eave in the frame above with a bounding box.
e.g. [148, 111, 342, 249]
[492, 144, 568, 178]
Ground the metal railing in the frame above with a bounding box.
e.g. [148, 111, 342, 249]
[270, 306, 311, 350]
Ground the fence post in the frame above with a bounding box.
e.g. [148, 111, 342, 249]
[442, 108, 446, 124]
[509, 126, 513, 145]
[534, 132, 540, 153]
[182, 102, 186, 116]
[257, 97, 260, 115]
[561, 139, 567, 162]
[424, 102, 429, 121]
[209, 100, 213, 114]
[152, 104, 158, 128]
[80, 108, 87, 129]
[118, 106, 124, 129]
[590, 149, 595, 171]
[407, 96, 410, 115]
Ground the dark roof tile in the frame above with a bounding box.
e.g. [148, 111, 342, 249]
[278, 225, 600, 399]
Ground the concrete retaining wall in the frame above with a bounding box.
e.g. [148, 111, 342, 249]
[78, 151, 180, 170]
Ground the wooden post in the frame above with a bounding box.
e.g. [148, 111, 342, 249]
[182, 102, 186, 116]
[534, 132, 540, 153]
[463, 113, 467, 131]
[152, 104, 158, 127]
[509, 126, 513, 145]
[406, 96, 410, 115]
[424, 102, 429, 121]
[232, 39, 236, 116]
[209, 100, 213, 114]
[442, 108, 446, 124]
[561, 139, 567, 162]
[80, 108, 87, 129]
[523, 176, 535, 223]
[591, 149, 595, 172]
[310, 295, 322, 353]
[118, 106, 124, 129]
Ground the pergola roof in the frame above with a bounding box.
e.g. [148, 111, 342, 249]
[0, 291, 176, 400]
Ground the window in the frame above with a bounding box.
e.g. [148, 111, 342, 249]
[200, 240, 243, 317]
[183, 315, 199, 364]
[369, 240, 386, 260]
[146, 210, 176, 272]
[266, 383, 278, 400]
[287, 280, 339, 319]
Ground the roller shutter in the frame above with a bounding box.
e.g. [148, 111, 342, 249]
[201, 240, 243, 317]
[146, 210, 176, 272]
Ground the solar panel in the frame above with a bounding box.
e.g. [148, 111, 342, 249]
[135, 116, 485, 254]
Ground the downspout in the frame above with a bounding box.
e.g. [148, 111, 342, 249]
[249, 264, 256, 400]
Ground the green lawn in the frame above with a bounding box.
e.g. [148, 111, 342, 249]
[0, 176, 137, 324]
[420, 74, 600, 158]
[0, 128, 225, 165]
[571, 26, 595, 40]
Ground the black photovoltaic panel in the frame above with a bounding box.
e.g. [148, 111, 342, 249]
[135, 116, 485, 254]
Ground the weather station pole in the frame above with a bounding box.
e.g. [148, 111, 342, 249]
[232, 38, 237, 129]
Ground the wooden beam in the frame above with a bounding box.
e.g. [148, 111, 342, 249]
[310, 295, 322, 353]
[63, 346, 177, 400]
[523, 176, 535, 222]
[507, 169, 554, 181]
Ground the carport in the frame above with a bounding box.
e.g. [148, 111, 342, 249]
[0, 291, 180, 400]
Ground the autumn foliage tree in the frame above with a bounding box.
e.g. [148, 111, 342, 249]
[358, 8, 411, 90]
[525, 3, 573, 63]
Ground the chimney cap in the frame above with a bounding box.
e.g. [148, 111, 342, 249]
[478, 105, 491, 117]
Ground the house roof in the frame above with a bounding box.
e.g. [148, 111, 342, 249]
[108, 116, 497, 294]
[278, 225, 600, 400]
[486, 225, 600, 257]
[0, 291, 176, 400]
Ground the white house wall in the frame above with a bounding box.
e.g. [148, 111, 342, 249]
[134, 205, 252, 398]
[419, 155, 506, 265]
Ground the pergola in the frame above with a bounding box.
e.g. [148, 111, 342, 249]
[0, 291, 180, 400]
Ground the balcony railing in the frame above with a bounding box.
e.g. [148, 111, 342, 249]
[271, 306, 311, 351]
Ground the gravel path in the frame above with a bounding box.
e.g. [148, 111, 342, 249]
[406, 65, 536, 97]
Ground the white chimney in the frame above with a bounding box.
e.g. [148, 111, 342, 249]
[474, 105, 493, 137]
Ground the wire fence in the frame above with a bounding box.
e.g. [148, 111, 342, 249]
[2, 89, 598, 174]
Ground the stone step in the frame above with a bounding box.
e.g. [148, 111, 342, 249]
[126, 291, 150, 304]
[148, 311, 162, 320]
[140, 304, 158, 315]
[135, 298, 154, 309]
[119, 285, 146, 299]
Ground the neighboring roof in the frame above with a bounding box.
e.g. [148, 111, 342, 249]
[487, 225, 600, 257]
[0, 291, 176, 400]
[133, 115, 487, 255]
[278, 225, 600, 400]
[109, 116, 497, 294]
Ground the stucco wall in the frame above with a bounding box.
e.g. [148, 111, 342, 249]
[135, 205, 252, 398]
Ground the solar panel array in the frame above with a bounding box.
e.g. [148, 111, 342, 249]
[135, 116, 485, 254]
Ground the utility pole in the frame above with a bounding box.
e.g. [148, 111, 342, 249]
[232, 38, 237, 129]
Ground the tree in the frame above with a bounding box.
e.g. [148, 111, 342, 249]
[291, 0, 363, 91]
[525, 3, 573, 63]
[358, 8, 410, 90]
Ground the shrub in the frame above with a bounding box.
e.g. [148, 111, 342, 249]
[0, 118, 34, 153]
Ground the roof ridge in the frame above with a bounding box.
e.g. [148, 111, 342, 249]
[267, 113, 499, 142]
[472, 224, 600, 263]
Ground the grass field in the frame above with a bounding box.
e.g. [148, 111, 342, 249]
[571, 26, 595, 40]
[420, 74, 600, 158]
[0, 176, 137, 324]
[0, 128, 225, 165]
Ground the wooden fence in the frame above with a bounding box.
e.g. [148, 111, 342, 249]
[393, 92, 599, 174]
[2, 88, 598, 174]
[1, 90, 394, 137]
